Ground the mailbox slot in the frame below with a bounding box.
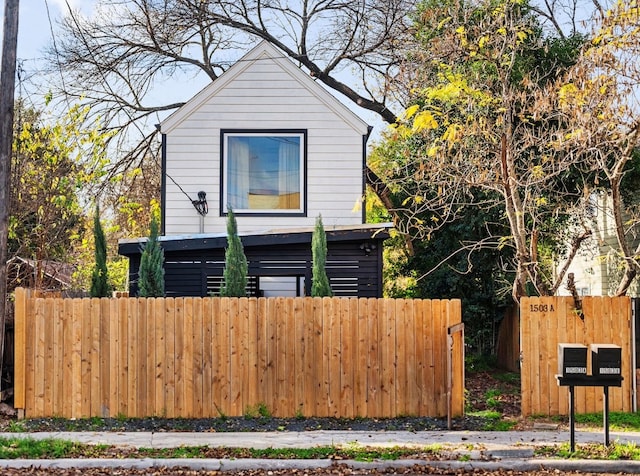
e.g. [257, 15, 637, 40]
[591, 344, 621, 377]
[558, 343, 588, 377]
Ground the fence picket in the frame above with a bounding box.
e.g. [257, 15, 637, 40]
[43, 298, 54, 416]
[174, 298, 185, 417]
[100, 298, 111, 417]
[354, 298, 368, 417]
[228, 297, 240, 416]
[339, 298, 354, 418]
[218, 298, 231, 414]
[52, 299, 64, 415]
[433, 300, 446, 416]
[302, 298, 315, 417]
[90, 299, 101, 417]
[313, 297, 331, 417]
[395, 299, 407, 417]
[380, 298, 395, 417]
[256, 297, 268, 414]
[238, 298, 250, 417]
[13, 289, 27, 412]
[108, 299, 118, 417]
[294, 297, 305, 417]
[327, 297, 341, 417]
[538, 297, 550, 416]
[421, 299, 434, 415]
[366, 297, 381, 417]
[183, 298, 195, 418]
[164, 298, 176, 418]
[34, 299, 45, 417]
[555, 297, 568, 415]
[247, 298, 259, 411]
[284, 298, 296, 416]
[192, 297, 204, 418]
[201, 297, 212, 418]
[145, 298, 156, 418]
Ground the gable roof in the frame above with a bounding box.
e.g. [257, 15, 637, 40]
[8, 256, 74, 288]
[161, 41, 370, 134]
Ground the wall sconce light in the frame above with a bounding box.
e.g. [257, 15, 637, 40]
[360, 242, 376, 255]
[192, 191, 208, 216]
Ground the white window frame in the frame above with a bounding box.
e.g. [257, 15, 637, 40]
[221, 130, 306, 216]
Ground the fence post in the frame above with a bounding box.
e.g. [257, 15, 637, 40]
[447, 321, 464, 429]
[13, 287, 27, 418]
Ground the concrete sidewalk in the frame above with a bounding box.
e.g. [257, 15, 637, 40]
[3, 428, 640, 449]
[0, 429, 640, 473]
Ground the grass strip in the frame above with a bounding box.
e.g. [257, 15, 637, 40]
[0, 437, 96, 459]
[536, 442, 640, 460]
[0, 438, 440, 461]
[137, 445, 438, 461]
[574, 412, 640, 431]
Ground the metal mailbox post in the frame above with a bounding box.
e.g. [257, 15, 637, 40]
[556, 343, 623, 452]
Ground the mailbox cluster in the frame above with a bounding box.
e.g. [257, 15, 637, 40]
[558, 343, 622, 378]
[556, 343, 624, 452]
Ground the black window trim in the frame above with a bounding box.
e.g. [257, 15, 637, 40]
[220, 128, 308, 217]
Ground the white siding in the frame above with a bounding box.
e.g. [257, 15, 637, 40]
[163, 43, 368, 235]
[556, 193, 640, 297]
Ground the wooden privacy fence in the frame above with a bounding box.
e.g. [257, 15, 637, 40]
[14, 288, 464, 419]
[520, 296, 632, 416]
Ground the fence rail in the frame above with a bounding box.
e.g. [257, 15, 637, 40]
[520, 296, 633, 416]
[14, 288, 464, 419]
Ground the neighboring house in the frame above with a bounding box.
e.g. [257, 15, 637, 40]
[7, 256, 74, 293]
[557, 192, 640, 297]
[119, 41, 390, 297]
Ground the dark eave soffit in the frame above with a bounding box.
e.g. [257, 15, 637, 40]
[119, 227, 390, 256]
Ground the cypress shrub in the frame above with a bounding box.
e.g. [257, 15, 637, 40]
[311, 214, 333, 297]
[138, 214, 165, 297]
[90, 206, 112, 297]
[220, 208, 248, 297]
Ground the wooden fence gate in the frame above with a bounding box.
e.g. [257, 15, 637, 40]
[14, 288, 464, 419]
[520, 296, 633, 416]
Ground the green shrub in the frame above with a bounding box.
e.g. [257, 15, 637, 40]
[311, 214, 332, 297]
[220, 208, 248, 297]
[138, 213, 165, 297]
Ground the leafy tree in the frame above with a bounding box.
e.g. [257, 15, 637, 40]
[8, 101, 111, 290]
[220, 208, 248, 297]
[137, 212, 164, 297]
[311, 214, 333, 297]
[372, 0, 591, 301]
[90, 206, 112, 297]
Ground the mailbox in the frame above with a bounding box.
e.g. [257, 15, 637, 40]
[558, 343, 588, 376]
[591, 344, 622, 377]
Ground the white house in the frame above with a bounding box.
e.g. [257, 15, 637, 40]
[557, 192, 640, 297]
[160, 40, 371, 235]
[119, 42, 390, 297]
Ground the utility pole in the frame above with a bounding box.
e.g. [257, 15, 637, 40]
[0, 0, 19, 393]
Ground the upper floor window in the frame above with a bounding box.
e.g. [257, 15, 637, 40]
[222, 130, 306, 215]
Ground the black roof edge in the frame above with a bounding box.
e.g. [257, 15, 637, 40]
[118, 226, 390, 256]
